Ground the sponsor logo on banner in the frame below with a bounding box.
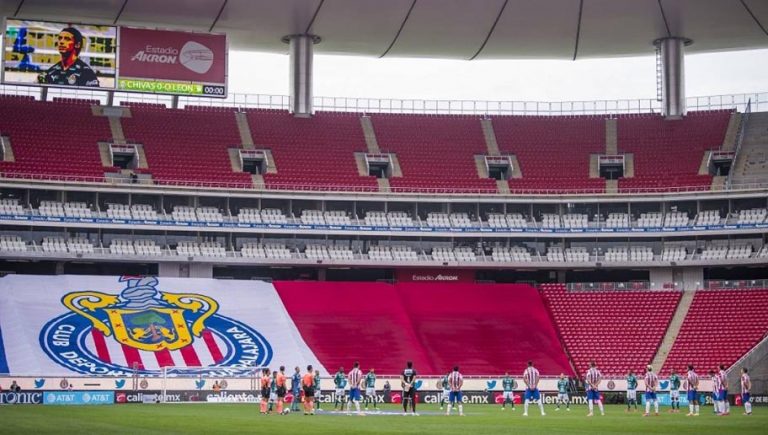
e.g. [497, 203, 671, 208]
[39, 276, 271, 376]
[0, 392, 43, 404]
[395, 269, 474, 283]
[44, 391, 114, 405]
[119, 27, 226, 97]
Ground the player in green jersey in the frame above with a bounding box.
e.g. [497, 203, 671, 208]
[555, 373, 570, 411]
[669, 370, 682, 413]
[626, 371, 638, 412]
[364, 368, 378, 410]
[333, 367, 347, 410]
[313, 370, 322, 410]
[439, 373, 450, 410]
[268, 370, 278, 413]
[501, 372, 516, 410]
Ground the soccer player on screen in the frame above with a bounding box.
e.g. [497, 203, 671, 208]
[742, 367, 752, 415]
[685, 365, 700, 416]
[669, 369, 682, 413]
[626, 370, 638, 412]
[446, 366, 464, 416]
[38, 27, 99, 87]
[522, 361, 546, 417]
[364, 368, 377, 410]
[501, 372, 516, 411]
[555, 373, 570, 411]
[346, 361, 363, 413]
[585, 361, 605, 416]
[644, 365, 660, 417]
[710, 370, 723, 415]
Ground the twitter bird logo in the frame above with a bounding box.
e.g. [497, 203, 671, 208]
[115, 379, 126, 389]
[487, 380, 497, 389]
[660, 381, 669, 389]
[413, 380, 423, 390]
[195, 379, 206, 390]
[34, 379, 45, 389]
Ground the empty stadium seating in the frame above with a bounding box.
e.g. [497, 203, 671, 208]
[275, 282, 572, 375]
[541, 283, 681, 376]
[0, 97, 112, 179]
[493, 115, 607, 193]
[121, 105, 253, 186]
[370, 114, 496, 192]
[616, 111, 731, 191]
[661, 289, 768, 375]
[246, 110, 378, 190]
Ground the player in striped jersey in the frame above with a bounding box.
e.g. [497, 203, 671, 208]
[685, 365, 700, 416]
[522, 361, 546, 417]
[585, 361, 605, 417]
[719, 364, 730, 415]
[742, 367, 752, 416]
[501, 372, 516, 411]
[446, 366, 464, 416]
[710, 370, 724, 415]
[346, 361, 363, 413]
[555, 373, 570, 411]
[626, 371, 638, 412]
[364, 368, 377, 410]
[643, 365, 659, 417]
[669, 369, 682, 413]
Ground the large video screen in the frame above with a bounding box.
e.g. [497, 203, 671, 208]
[2, 18, 117, 89]
[118, 27, 227, 98]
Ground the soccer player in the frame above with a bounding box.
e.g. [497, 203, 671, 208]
[302, 365, 316, 415]
[276, 366, 287, 414]
[719, 364, 730, 415]
[446, 366, 464, 416]
[585, 362, 604, 417]
[333, 366, 346, 410]
[555, 373, 570, 411]
[644, 365, 660, 417]
[38, 27, 99, 87]
[268, 370, 278, 413]
[685, 365, 700, 416]
[522, 361, 546, 417]
[313, 369, 322, 410]
[742, 367, 752, 416]
[364, 368, 378, 410]
[290, 366, 302, 412]
[669, 369, 682, 413]
[439, 373, 450, 410]
[501, 372, 516, 411]
[626, 370, 638, 412]
[710, 370, 722, 415]
[347, 361, 363, 413]
[400, 361, 418, 415]
[259, 368, 271, 414]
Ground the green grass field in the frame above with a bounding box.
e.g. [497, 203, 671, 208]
[0, 404, 763, 435]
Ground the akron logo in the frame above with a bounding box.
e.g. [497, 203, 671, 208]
[40, 276, 272, 376]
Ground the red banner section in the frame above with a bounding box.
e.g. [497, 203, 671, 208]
[118, 27, 227, 97]
[395, 269, 475, 283]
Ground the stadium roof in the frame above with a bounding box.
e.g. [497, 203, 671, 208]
[2, 0, 767, 60]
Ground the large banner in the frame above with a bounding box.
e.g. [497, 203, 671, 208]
[118, 27, 227, 97]
[2, 18, 117, 89]
[0, 275, 324, 376]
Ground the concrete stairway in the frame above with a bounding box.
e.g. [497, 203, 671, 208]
[480, 118, 500, 156]
[360, 116, 380, 153]
[730, 112, 768, 185]
[650, 289, 697, 370]
[0, 136, 14, 162]
[721, 112, 742, 152]
[605, 119, 618, 154]
[235, 112, 255, 149]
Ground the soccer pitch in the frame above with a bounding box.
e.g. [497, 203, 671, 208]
[0, 404, 764, 435]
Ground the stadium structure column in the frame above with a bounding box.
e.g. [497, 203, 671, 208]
[283, 34, 321, 117]
[654, 37, 692, 118]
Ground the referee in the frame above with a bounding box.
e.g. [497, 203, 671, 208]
[400, 361, 418, 415]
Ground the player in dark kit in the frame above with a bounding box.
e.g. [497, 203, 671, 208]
[38, 27, 99, 87]
[400, 361, 418, 415]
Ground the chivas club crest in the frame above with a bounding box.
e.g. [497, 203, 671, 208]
[40, 276, 272, 375]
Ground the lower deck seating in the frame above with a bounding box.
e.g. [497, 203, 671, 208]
[541, 283, 681, 376]
[661, 289, 768, 376]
